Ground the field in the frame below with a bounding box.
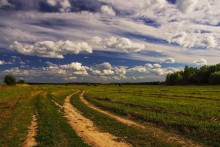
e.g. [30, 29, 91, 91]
[0, 84, 219, 147]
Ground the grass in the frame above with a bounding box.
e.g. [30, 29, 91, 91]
[0, 85, 87, 147]
[34, 91, 88, 147]
[70, 92, 173, 147]
[0, 85, 40, 146]
[0, 84, 219, 146]
[84, 85, 220, 146]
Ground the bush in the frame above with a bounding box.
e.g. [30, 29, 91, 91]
[208, 72, 220, 85]
[17, 79, 26, 84]
[4, 75, 16, 86]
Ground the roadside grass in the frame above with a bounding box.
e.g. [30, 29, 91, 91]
[85, 85, 220, 146]
[35, 92, 88, 147]
[0, 86, 40, 146]
[70, 92, 174, 147]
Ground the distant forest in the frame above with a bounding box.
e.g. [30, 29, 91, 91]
[165, 63, 220, 85]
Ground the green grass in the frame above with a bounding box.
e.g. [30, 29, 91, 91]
[35, 92, 88, 147]
[0, 85, 87, 147]
[70, 92, 173, 147]
[1, 84, 219, 146]
[0, 86, 40, 146]
[85, 85, 220, 146]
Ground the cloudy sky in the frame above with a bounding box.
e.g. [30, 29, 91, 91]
[0, 0, 219, 83]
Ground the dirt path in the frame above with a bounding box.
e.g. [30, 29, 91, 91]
[63, 91, 130, 147]
[22, 115, 37, 147]
[80, 91, 202, 147]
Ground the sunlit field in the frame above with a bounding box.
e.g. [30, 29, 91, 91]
[0, 84, 219, 146]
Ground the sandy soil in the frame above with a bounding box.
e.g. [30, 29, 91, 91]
[81, 91, 202, 147]
[22, 115, 37, 147]
[63, 91, 130, 147]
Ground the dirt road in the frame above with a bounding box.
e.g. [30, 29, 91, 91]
[63, 91, 130, 147]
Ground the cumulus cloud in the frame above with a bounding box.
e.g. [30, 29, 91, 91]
[103, 69, 114, 75]
[193, 58, 207, 65]
[153, 63, 161, 68]
[10, 40, 92, 58]
[47, 0, 71, 12]
[48, 62, 89, 76]
[128, 63, 169, 76]
[128, 66, 150, 73]
[114, 66, 127, 75]
[96, 62, 112, 70]
[1, 60, 183, 82]
[105, 37, 145, 52]
[101, 5, 116, 16]
[90, 36, 146, 52]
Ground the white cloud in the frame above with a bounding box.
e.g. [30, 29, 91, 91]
[96, 62, 112, 70]
[64, 76, 76, 81]
[101, 5, 116, 16]
[193, 58, 207, 65]
[10, 40, 92, 58]
[59, 0, 71, 12]
[90, 36, 146, 53]
[170, 32, 217, 48]
[145, 63, 154, 68]
[153, 64, 161, 68]
[105, 37, 145, 52]
[47, 0, 71, 12]
[91, 70, 102, 75]
[47, 0, 57, 6]
[51, 62, 89, 76]
[103, 69, 114, 75]
[152, 68, 164, 76]
[1, 60, 183, 82]
[0, 60, 6, 65]
[128, 66, 149, 73]
[176, 0, 198, 13]
[164, 58, 175, 63]
[114, 67, 127, 75]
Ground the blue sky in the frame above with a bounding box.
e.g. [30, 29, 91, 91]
[0, 0, 219, 83]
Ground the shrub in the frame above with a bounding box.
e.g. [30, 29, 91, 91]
[17, 79, 26, 84]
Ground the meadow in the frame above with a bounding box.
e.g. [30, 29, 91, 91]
[0, 84, 219, 146]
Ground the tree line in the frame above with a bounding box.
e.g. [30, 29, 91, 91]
[165, 63, 220, 85]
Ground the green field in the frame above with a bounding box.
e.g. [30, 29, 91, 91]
[0, 84, 219, 146]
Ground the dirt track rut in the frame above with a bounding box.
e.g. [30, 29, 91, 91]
[63, 91, 130, 147]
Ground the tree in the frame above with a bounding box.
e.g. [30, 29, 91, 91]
[209, 72, 220, 85]
[4, 75, 16, 86]
[17, 79, 26, 84]
[165, 63, 220, 85]
[165, 72, 183, 85]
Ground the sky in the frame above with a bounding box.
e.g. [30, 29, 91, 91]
[0, 0, 220, 83]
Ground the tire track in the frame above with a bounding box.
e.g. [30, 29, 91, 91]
[22, 115, 37, 147]
[63, 91, 130, 147]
